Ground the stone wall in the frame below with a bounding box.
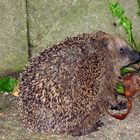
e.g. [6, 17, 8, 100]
[0, 0, 140, 75]
[0, 0, 28, 75]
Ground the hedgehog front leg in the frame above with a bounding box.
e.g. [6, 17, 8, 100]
[70, 115, 104, 136]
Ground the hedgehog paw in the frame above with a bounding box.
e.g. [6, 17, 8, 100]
[110, 101, 127, 111]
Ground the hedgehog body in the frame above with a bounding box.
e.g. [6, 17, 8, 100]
[19, 31, 140, 136]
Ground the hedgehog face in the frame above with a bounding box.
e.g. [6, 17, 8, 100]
[108, 36, 140, 68]
[116, 46, 140, 67]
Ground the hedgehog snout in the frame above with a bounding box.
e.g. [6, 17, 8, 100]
[129, 51, 140, 64]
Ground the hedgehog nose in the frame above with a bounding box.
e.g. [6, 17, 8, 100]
[130, 51, 140, 63]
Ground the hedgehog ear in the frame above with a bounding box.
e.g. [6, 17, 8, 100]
[100, 38, 114, 51]
[100, 38, 109, 47]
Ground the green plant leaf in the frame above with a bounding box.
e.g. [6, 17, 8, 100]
[0, 77, 18, 93]
[120, 67, 135, 75]
[116, 83, 124, 94]
[109, 2, 124, 17]
[137, 0, 140, 16]
[109, 1, 137, 48]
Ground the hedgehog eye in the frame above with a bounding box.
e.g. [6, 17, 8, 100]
[120, 48, 124, 54]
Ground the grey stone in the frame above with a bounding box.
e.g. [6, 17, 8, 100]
[0, 0, 28, 75]
[28, 0, 140, 54]
[30, 0, 117, 53]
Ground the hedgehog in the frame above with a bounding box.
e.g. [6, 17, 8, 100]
[19, 31, 140, 136]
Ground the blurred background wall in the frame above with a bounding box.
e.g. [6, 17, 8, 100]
[0, 0, 140, 75]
